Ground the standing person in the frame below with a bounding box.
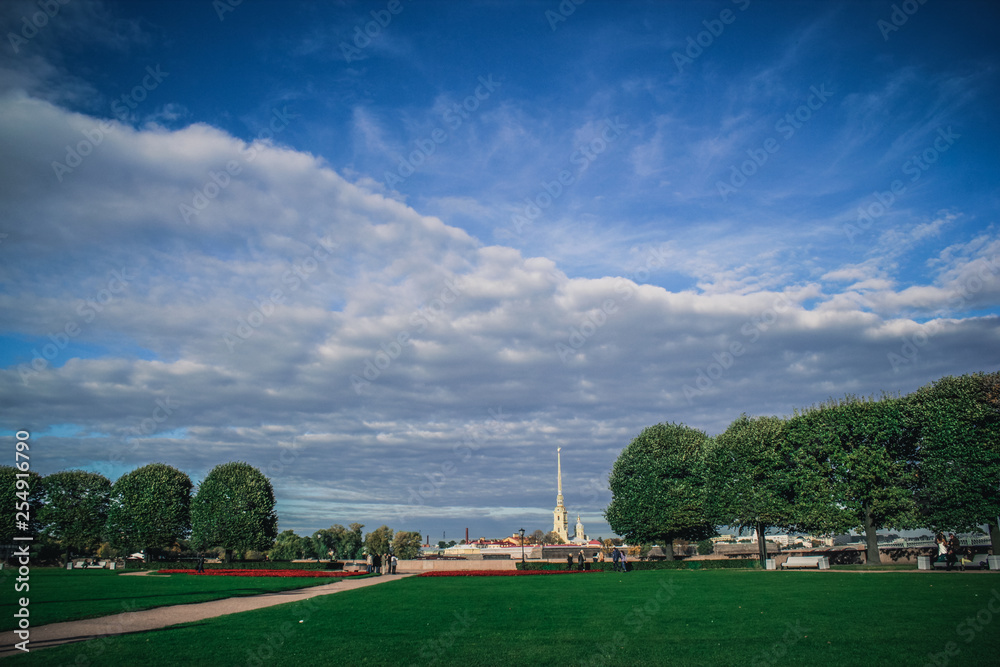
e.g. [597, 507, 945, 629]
[947, 534, 960, 571]
[391, 554, 398, 574]
[620, 549, 628, 572]
[612, 548, 620, 571]
[196, 554, 205, 573]
[578, 550, 585, 571]
[366, 552, 373, 574]
[567, 553, 574, 570]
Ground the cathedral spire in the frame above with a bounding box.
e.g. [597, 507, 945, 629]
[553, 447, 569, 542]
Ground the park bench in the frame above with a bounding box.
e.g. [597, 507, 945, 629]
[932, 554, 990, 570]
[781, 556, 830, 569]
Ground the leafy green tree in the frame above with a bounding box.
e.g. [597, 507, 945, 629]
[344, 523, 365, 559]
[311, 528, 338, 561]
[105, 463, 192, 559]
[1, 466, 44, 542]
[605, 422, 716, 559]
[704, 414, 794, 565]
[528, 529, 545, 544]
[190, 462, 278, 562]
[909, 372, 1000, 552]
[269, 529, 304, 561]
[783, 396, 919, 564]
[301, 536, 320, 561]
[696, 539, 714, 555]
[392, 530, 423, 560]
[364, 525, 393, 555]
[39, 470, 111, 563]
[542, 530, 565, 545]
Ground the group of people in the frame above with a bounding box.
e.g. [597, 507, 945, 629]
[365, 552, 397, 574]
[561, 549, 629, 572]
[935, 533, 966, 570]
[565, 550, 591, 570]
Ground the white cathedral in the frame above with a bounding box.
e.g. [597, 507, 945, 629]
[552, 447, 588, 544]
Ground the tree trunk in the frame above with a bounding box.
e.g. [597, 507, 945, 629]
[990, 517, 1000, 556]
[664, 539, 675, 561]
[224, 549, 233, 563]
[756, 522, 767, 567]
[863, 505, 880, 565]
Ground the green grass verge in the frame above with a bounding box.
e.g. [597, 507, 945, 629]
[0, 568, 340, 631]
[7, 570, 1000, 666]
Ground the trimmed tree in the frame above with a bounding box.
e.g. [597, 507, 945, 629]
[909, 372, 1000, 552]
[783, 395, 919, 564]
[392, 530, 423, 560]
[1, 466, 44, 543]
[605, 422, 716, 560]
[704, 414, 793, 566]
[105, 463, 192, 559]
[39, 470, 111, 563]
[190, 462, 278, 562]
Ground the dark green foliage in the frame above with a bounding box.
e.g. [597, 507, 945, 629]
[364, 524, 394, 555]
[190, 462, 278, 557]
[105, 463, 192, 557]
[0, 465, 43, 542]
[783, 395, 920, 564]
[268, 529, 304, 560]
[605, 422, 716, 558]
[697, 539, 714, 555]
[39, 470, 111, 560]
[392, 530, 423, 559]
[704, 414, 792, 563]
[311, 523, 365, 561]
[908, 372, 1000, 549]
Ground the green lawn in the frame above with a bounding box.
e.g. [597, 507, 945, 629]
[6, 570, 1000, 666]
[0, 568, 338, 631]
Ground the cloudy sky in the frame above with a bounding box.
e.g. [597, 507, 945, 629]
[1, 0, 998, 541]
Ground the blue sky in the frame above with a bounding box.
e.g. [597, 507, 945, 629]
[1, 0, 998, 541]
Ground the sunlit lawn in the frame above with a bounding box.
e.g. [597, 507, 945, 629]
[0, 568, 337, 631]
[7, 569, 1000, 666]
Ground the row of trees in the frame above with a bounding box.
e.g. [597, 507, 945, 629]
[2, 461, 278, 562]
[271, 524, 423, 561]
[605, 372, 1000, 564]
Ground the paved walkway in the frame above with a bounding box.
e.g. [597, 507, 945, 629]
[0, 573, 413, 657]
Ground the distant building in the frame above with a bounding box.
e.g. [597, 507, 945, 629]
[552, 448, 588, 544]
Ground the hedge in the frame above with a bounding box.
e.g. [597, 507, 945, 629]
[124, 560, 345, 571]
[516, 560, 761, 571]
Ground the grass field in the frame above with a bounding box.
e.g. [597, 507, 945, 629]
[6, 569, 1000, 666]
[0, 568, 337, 631]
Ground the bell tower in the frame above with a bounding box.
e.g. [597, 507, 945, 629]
[552, 447, 569, 542]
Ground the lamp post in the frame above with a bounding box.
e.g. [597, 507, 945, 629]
[519, 528, 525, 562]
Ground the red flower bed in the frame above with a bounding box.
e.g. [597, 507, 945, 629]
[418, 569, 602, 577]
[155, 569, 368, 578]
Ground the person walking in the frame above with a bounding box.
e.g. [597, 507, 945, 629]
[196, 555, 205, 573]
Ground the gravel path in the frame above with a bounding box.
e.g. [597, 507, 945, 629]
[0, 573, 413, 657]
